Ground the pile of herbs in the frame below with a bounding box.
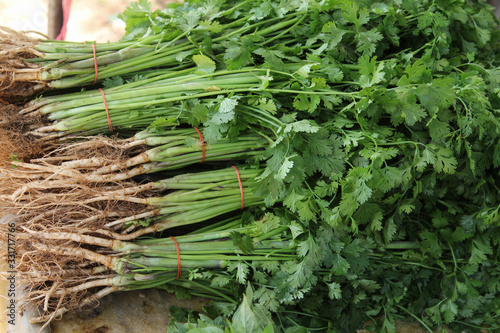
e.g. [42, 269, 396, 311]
[2, 0, 500, 332]
[116, 1, 500, 330]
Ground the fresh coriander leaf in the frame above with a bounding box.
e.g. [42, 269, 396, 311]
[356, 29, 383, 57]
[230, 231, 254, 254]
[275, 156, 294, 181]
[284, 120, 320, 134]
[228, 261, 249, 284]
[326, 281, 342, 300]
[193, 54, 216, 74]
[102, 76, 124, 88]
[211, 275, 231, 288]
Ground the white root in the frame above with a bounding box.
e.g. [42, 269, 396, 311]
[20, 229, 128, 250]
[50, 276, 127, 296]
[31, 242, 124, 273]
[44, 282, 59, 312]
[90, 152, 150, 175]
[36, 291, 65, 333]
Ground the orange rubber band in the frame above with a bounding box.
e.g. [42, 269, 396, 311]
[232, 165, 244, 209]
[170, 236, 181, 280]
[92, 43, 98, 85]
[194, 127, 206, 163]
[98, 88, 113, 132]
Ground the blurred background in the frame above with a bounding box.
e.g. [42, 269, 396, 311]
[0, 0, 499, 44]
[0, 0, 177, 43]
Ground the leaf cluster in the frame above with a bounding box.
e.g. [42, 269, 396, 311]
[114, 0, 500, 332]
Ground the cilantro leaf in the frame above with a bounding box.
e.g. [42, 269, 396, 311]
[193, 54, 216, 74]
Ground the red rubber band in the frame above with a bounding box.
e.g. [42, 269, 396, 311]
[98, 88, 113, 132]
[170, 236, 181, 280]
[232, 166, 244, 209]
[92, 43, 98, 85]
[193, 127, 205, 163]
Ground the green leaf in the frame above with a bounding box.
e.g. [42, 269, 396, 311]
[288, 221, 304, 239]
[288, 260, 317, 289]
[256, 98, 277, 115]
[228, 262, 249, 284]
[253, 48, 287, 71]
[441, 299, 458, 324]
[230, 232, 254, 254]
[296, 198, 317, 222]
[356, 29, 383, 57]
[224, 42, 253, 70]
[383, 216, 397, 244]
[262, 323, 275, 333]
[297, 234, 323, 264]
[353, 178, 372, 205]
[314, 180, 336, 198]
[428, 118, 451, 142]
[197, 20, 223, 33]
[340, 1, 369, 29]
[330, 253, 350, 276]
[415, 77, 456, 113]
[275, 156, 294, 181]
[255, 287, 279, 312]
[293, 93, 321, 113]
[283, 188, 306, 213]
[193, 54, 216, 74]
[179, 10, 201, 32]
[401, 102, 427, 126]
[295, 63, 317, 78]
[284, 120, 320, 134]
[469, 237, 493, 265]
[261, 261, 280, 274]
[426, 302, 442, 324]
[250, 2, 273, 20]
[231, 293, 260, 333]
[358, 56, 385, 88]
[419, 230, 442, 258]
[102, 76, 124, 88]
[432, 146, 457, 174]
[118, 0, 152, 37]
[326, 281, 342, 300]
[211, 275, 231, 288]
[219, 95, 240, 114]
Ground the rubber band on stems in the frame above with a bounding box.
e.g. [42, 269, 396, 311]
[231, 165, 244, 209]
[98, 88, 113, 132]
[92, 43, 98, 85]
[170, 236, 181, 280]
[193, 127, 206, 163]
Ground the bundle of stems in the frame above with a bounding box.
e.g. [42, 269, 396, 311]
[0, 0, 305, 96]
[17, 215, 442, 327]
[4, 166, 264, 239]
[7, 126, 268, 183]
[19, 68, 271, 138]
[17, 217, 296, 323]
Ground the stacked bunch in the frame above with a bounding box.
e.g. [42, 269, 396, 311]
[1, 0, 500, 332]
